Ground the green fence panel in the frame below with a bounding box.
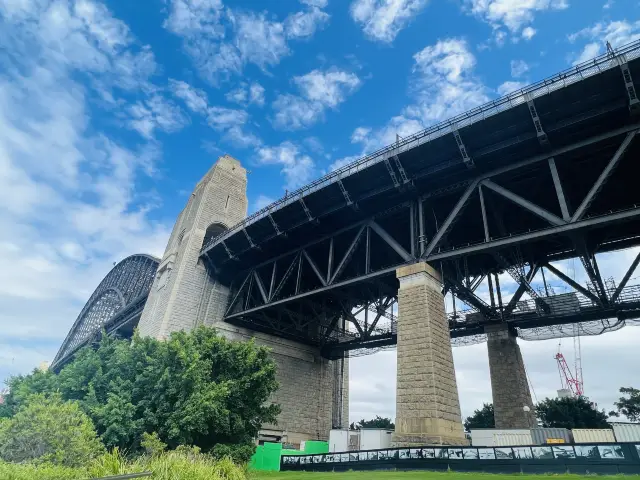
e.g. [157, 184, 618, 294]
[303, 441, 329, 454]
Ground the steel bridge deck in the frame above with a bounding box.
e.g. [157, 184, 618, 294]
[196, 41, 640, 355]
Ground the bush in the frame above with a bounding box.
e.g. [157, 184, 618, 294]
[88, 449, 247, 480]
[4, 327, 280, 454]
[211, 443, 256, 464]
[0, 393, 104, 467]
[1, 449, 249, 480]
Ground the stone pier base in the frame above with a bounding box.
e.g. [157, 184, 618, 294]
[486, 324, 536, 429]
[393, 262, 467, 446]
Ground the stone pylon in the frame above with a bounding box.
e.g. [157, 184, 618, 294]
[138, 154, 348, 447]
[139, 154, 248, 339]
[393, 262, 467, 446]
[486, 324, 536, 428]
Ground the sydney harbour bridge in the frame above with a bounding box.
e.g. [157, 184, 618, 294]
[53, 40, 640, 444]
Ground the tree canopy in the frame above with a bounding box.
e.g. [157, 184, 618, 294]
[0, 393, 104, 467]
[350, 416, 395, 430]
[609, 387, 640, 422]
[536, 396, 610, 429]
[464, 403, 495, 432]
[2, 327, 280, 454]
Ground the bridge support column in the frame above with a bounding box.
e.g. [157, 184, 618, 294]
[486, 324, 536, 428]
[393, 262, 466, 446]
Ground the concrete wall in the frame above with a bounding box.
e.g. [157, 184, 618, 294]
[138, 155, 346, 444]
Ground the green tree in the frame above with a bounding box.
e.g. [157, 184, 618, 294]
[0, 368, 55, 418]
[464, 403, 495, 432]
[0, 393, 104, 467]
[609, 387, 640, 422]
[350, 415, 395, 430]
[536, 396, 610, 429]
[4, 327, 280, 454]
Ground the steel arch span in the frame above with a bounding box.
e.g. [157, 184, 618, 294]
[52, 254, 159, 370]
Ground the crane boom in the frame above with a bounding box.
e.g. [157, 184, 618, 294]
[555, 352, 584, 397]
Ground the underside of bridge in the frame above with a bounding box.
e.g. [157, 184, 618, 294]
[200, 41, 640, 438]
[54, 41, 640, 445]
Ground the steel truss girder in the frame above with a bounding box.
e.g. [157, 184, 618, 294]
[202, 123, 640, 261]
[525, 94, 549, 146]
[612, 251, 640, 302]
[504, 264, 540, 315]
[224, 207, 417, 319]
[221, 124, 640, 322]
[544, 261, 602, 305]
[445, 275, 496, 319]
[451, 124, 474, 168]
[572, 131, 637, 222]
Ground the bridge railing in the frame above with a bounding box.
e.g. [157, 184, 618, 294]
[201, 39, 640, 255]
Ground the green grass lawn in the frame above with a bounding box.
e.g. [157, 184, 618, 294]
[253, 472, 640, 480]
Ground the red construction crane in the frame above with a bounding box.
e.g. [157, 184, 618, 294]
[555, 351, 584, 397]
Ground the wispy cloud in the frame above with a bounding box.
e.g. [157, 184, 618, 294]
[352, 38, 488, 152]
[164, 0, 330, 83]
[255, 142, 316, 189]
[225, 82, 266, 107]
[510, 59, 530, 78]
[568, 19, 640, 65]
[0, 0, 172, 380]
[497, 80, 527, 95]
[170, 79, 262, 147]
[463, 0, 569, 42]
[272, 69, 361, 130]
[350, 0, 429, 43]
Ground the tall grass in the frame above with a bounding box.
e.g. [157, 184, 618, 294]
[1, 449, 248, 480]
[0, 461, 83, 480]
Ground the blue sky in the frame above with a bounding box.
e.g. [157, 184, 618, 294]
[2, 0, 640, 420]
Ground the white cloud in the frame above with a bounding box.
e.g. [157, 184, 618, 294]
[351, 127, 372, 143]
[127, 95, 189, 139]
[249, 83, 266, 107]
[300, 0, 328, 7]
[169, 79, 210, 115]
[407, 38, 489, 124]
[522, 26, 536, 40]
[510, 59, 530, 78]
[225, 82, 266, 107]
[231, 10, 290, 70]
[350, 0, 429, 43]
[353, 38, 488, 153]
[497, 80, 527, 95]
[272, 95, 326, 131]
[164, 1, 329, 82]
[253, 194, 275, 212]
[163, 0, 224, 38]
[571, 42, 602, 65]
[0, 0, 171, 382]
[285, 7, 330, 39]
[255, 142, 316, 189]
[464, 0, 569, 38]
[272, 69, 361, 130]
[168, 80, 261, 147]
[329, 155, 360, 171]
[568, 20, 640, 65]
[603, 0, 614, 9]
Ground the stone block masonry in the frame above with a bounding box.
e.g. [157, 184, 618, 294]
[393, 262, 467, 446]
[486, 324, 536, 429]
[138, 155, 346, 446]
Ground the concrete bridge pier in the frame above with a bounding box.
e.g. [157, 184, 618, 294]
[393, 262, 467, 446]
[486, 324, 536, 428]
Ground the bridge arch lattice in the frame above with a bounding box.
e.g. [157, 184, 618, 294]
[52, 254, 159, 367]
